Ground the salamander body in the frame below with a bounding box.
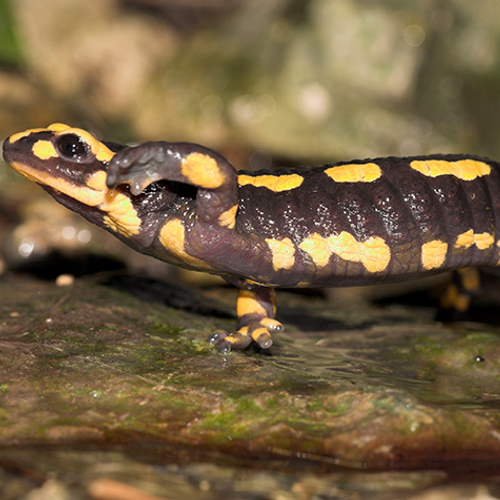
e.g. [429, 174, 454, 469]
[3, 123, 500, 351]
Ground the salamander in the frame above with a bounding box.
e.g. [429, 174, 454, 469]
[3, 123, 500, 352]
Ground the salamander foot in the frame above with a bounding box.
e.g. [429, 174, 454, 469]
[208, 320, 282, 352]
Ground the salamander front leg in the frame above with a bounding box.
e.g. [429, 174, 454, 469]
[209, 287, 284, 353]
[106, 141, 238, 227]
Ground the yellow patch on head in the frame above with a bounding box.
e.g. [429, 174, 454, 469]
[454, 229, 494, 250]
[181, 152, 225, 189]
[32, 140, 58, 160]
[7, 123, 67, 143]
[8, 123, 115, 163]
[218, 205, 238, 229]
[238, 173, 304, 192]
[47, 123, 72, 133]
[54, 125, 115, 163]
[324, 163, 382, 183]
[158, 218, 208, 269]
[410, 159, 491, 181]
[421, 240, 448, 270]
[85, 170, 107, 191]
[265, 237, 296, 271]
[8, 128, 46, 143]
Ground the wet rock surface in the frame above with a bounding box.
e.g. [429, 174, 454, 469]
[2, 275, 500, 498]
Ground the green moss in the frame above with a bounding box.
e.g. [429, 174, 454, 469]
[201, 409, 239, 431]
[325, 400, 353, 416]
[146, 321, 184, 337]
[236, 397, 267, 415]
[264, 395, 283, 410]
[305, 399, 324, 411]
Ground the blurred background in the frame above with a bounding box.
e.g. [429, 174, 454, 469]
[1, 0, 500, 280]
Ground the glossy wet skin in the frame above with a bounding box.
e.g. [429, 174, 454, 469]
[4, 123, 500, 352]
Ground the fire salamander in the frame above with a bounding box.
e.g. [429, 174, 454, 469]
[3, 123, 500, 352]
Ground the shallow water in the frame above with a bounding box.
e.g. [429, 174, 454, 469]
[273, 298, 500, 410]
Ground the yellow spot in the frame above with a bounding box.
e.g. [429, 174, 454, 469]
[218, 205, 238, 229]
[324, 163, 382, 183]
[440, 284, 470, 312]
[299, 231, 391, 272]
[86, 170, 107, 191]
[238, 173, 304, 192]
[100, 190, 141, 237]
[158, 219, 208, 269]
[265, 237, 296, 270]
[329, 232, 391, 272]
[47, 123, 71, 132]
[7, 123, 67, 143]
[454, 229, 494, 250]
[299, 232, 332, 268]
[410, 159, 491, 181]
[474, 233, 494, 250]
[8, 128, 47, 143]
[32, 140, 58, 160]
[237, 289, 269, 318]
[455, 229, 474, 248]
[421, 240, 448, 270]
[181, 152, 225, 189]
[458, 267, 480, 292]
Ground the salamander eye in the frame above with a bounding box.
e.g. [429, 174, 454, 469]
[57, 134, 90, 161]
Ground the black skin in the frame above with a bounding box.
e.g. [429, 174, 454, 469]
[106, 144, 500, 352]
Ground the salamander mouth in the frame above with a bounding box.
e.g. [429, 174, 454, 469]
[7, 158, 109, 207]
[41, 184, 103, 217]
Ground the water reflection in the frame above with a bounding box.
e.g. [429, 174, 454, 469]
[271, 324, 500, 409]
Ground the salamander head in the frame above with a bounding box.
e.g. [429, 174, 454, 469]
[3, 123, 123, 206]
[2, 123, 147, 238]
